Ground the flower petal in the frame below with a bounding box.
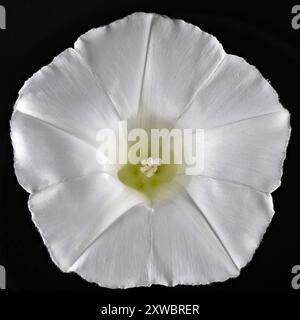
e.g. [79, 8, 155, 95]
[138, 14, 225, 123]
[74, 13, 154, 119]
[185, 176, 274, 270]
[150, 194, 239, 285]
[70, 205, 151, 288]
[75, 13, 225, 122]
[11, 111, 107, 193]
[29, 173, 144, 273]
[177, 54, 284, 129]
[202, 110, 290, 192]
[16, 48, 119, 146]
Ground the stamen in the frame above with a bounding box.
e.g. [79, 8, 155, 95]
[140, 157, 161, 178]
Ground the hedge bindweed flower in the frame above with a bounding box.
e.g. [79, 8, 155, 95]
[11, 13, 290, 288]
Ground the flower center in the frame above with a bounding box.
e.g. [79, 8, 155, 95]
[139, 157, 161, 178]
[115, 116, 187, 204]
[117, 156, 178, 202]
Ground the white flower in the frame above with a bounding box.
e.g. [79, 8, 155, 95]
[10, 12, 290, 288]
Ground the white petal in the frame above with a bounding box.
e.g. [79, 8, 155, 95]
[185, 176, 274, 270]
[150, 194, 239, 285]
[11, 111, 104, 193]
[16, 48, 119, 146]
[75, 13, 224, 123]
[177, 54, 284, 129]
[139, 15, 225, 123]
[70, 205, 151, 288]
[75, 13, 153, 119]
[29, 173, 144, 273]
[202, 110, 290, 192]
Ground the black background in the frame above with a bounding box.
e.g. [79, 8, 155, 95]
[0, 0, 299, 316]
